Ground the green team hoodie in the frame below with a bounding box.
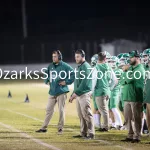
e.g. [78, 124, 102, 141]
[73, 61, 92, 96]
[121, 64, 145, 102]
[94, 63, 112, 97]
[119, 71, 133, 102]
[45, 61, 75, 96]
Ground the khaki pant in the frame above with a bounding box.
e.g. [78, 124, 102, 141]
[42, 93, 67, 130]
[146, 103, 150, 131]
[95, 96, 109, 130]
[124, 102, 142, 140]
[76, 92, 95, 136]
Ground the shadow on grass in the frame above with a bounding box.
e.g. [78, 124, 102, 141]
[31, 124, 80, 130]
[95, 133, 126, 141]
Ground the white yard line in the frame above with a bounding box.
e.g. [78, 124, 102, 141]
[1, 108, 56, 126]
[0, 121, 61, 150]
[4, 109, 44, 122]
[1, 108, 132, 150]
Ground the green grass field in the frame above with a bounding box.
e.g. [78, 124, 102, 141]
[0, 79, 150, 150]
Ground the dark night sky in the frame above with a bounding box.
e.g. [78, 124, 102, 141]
[0, 0, 150, 40]
[0, 0, 150, 64]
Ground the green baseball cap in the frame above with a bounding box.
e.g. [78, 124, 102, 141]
[129, 50, 140, 58]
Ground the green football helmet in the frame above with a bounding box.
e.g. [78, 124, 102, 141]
[106, 51, 111, 59]
[91, 54, 98, 67]
[140, 53, 145, 64]
[143, 48, 150, 56]
[108, 56, 119, 68]
[111, 56, 119, 62]
[123, 53, 129, 58]
[117, 53, 129, 68]
[117, 53, 124, 59]
[142, 48, 150, 64]
[102, 51, 111, 62]
[117, 53, 129, 60]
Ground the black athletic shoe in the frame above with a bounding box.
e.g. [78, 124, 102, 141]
[73, 134, 87, 138]
[117, 125, 123, 130]
[96, 128, 102, 131]
[110, 126, 117, 130]
[98, 128, 108, 132]
[121, 138, 133, 142]
[84, 134, 95, 140]
[58, 129, 63, 135]
[131, 139, 141, 143]
[36, 129, 47, 133]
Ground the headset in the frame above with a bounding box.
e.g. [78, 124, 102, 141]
[56, 50, 63, 60]
[75, 49, 85, 57]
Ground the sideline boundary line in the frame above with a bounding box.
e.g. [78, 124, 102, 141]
[1, 108, 132, 150]
[0, 121, 61, 150]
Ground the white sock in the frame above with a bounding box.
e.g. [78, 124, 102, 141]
[112, 122, 116, 127]
[141, 118, 145, 134]
[109, 118, 112, 126]
[131, 121, 136, 133]
[143, 113, 146, 119]
[95, 114, 101, 127]
[112, 108, 123, 126]
[93, 114, 97, 125]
